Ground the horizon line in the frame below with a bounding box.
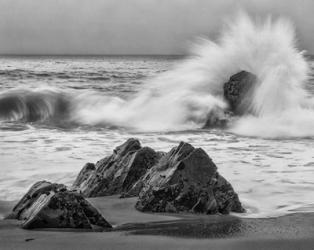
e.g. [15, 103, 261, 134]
[0, 53, 186, 57]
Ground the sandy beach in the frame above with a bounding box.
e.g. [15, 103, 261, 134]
[1, 196, 314, 250]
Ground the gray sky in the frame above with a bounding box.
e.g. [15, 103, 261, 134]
[0, 0, 314, 55]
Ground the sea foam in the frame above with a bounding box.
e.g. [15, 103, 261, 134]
[1, 13, 313, 138]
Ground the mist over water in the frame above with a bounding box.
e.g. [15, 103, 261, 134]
[1, 14, 314, 218]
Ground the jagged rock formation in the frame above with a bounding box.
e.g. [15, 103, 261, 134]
[73, 163, 95, 188]
[6, 180, 66, 220]
[6, 181, 111, 230]
[223, 71, 257, 115]
[134, 142, 244, 214]
[73, 138, 244, 215]
[7, 139, 244, 230]
[73, 138, 162, 197]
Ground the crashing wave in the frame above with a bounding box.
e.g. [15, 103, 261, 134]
[0, 89, 70, 124]
[1, 13, 314, 138]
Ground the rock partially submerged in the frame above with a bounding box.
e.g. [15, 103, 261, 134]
[134, 142, 244, 214]
[204, 71, 257, 128]
[223, 71, 257, 115]
[6, 181, 111, 230]
[203, 107, 231, 128]
[73, 138, 162, 197]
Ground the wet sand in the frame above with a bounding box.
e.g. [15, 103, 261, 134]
[1, 196, 314, 250]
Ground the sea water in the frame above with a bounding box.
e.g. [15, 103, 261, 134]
[1, 14, 314, 217]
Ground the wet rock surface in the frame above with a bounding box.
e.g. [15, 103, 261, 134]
[73, 163, 95, 188]
[6, 181, 66, 220]
[74, 138, 161, 197]
[6, 181, 111, 230]
[73, 138, 244, 215]
[134, 142, 244, 214]
[10, 138, 244, 229]
[223, 71, 257, 115]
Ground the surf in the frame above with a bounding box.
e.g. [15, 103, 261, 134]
[1, 12, 314, 138]
[0, 89, 70, 124]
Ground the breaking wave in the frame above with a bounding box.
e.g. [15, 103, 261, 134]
[0, 89, 70, 125]
[1, 12, 314, 138]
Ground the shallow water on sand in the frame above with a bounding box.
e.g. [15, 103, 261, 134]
[1, 56, 314, 218]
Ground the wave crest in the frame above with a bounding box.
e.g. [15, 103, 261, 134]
[1, 13, 314, 138]
[0, 89, 70, 124]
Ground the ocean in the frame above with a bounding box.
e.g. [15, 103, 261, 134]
[1, 16, 314, 218]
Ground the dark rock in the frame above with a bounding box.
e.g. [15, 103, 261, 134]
[7, 181, 111, 230]
[135, 142, 244, 214]
[73, 163, 95, 188]
[223, 71, 257, 115]
[6, 180, 66, 219]
[203, 107, 232, 128]
[73, 138, 162, 197]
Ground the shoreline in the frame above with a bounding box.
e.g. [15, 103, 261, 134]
[1, 196, 314, 250]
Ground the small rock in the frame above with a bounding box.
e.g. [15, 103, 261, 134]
[203, 107, 232, 128]
[25, 238, 35, 242]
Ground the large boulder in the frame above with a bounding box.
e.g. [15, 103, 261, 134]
[6, 180, 66, 219]
[223, 71, 257, 115]
[6, 181, 111, 230]
[134, 142, 244, 214]
[73, 138, 162, 197]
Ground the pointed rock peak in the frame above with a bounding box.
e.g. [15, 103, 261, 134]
[83, 162, 96, 171]
[175, 141, 195, 156]
[113, 138, 141, 158]
[21, 190, 112, 230]
[156, 142, 194, 171]
[177, 147, 217, 179]
[7, 181, 66, 219]
[73, 139, 162, 197]
[8, 181, 112, 230]
[135, 141, 243, 214]
[72, 163, 96, 188]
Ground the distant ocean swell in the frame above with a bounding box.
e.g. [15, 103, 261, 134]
[1, 12, 314, 138]
[0, 68, 146, 82]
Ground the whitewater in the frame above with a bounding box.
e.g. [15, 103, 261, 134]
[1, 13, 314, 218]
